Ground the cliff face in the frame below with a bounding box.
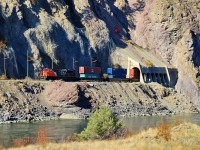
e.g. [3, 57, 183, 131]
[131, 0, 200, 106]
[0, 0, 200, 106]
[0, 0, 134, 78]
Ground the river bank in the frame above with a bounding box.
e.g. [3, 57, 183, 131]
[6, 122, 200, 150]
[0, 80, 199, 123]
[1, 113, 200, 148]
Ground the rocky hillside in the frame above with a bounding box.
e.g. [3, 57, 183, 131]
[0, 80, 198, 122]
[131, 0, 200, 108]
[0, 0, 200, 106]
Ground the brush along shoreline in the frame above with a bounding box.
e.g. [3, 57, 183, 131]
[6, 122, 200, 150]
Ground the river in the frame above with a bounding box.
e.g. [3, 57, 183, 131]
[0, 113, 200, 148]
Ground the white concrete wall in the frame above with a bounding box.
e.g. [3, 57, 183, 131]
[127, 57, 144, 83]
[127, 57, 176, 86]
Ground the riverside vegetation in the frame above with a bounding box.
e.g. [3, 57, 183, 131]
[4, 106, 200, 150]
[73, 105, 126, 140]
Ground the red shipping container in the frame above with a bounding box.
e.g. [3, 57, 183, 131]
[129, 68, 140, 80]
[79, 66, 101, 74]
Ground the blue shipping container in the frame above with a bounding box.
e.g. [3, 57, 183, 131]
[112, 74, 126, 78]
[107, 68, 127, 76]
[107, 68, 113, 75]
[80, 74, 100, 78]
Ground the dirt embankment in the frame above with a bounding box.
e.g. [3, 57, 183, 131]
[0, 80, 58, 123]
[42, 81, 198, 119]
[0, 80, 198, 122]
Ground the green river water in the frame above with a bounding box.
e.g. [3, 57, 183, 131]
[0, 113, 199, 148]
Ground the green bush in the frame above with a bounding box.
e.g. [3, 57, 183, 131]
[78, 105, 124, 140]
[0, 74, 8, 80]
[113, 63, 121, 68]
[145, 60, 153, 67]
[103, 73, 108, 79]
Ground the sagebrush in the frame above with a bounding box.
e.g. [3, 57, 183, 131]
[156, 122, 171, 141]
[145, 60, 153, 67]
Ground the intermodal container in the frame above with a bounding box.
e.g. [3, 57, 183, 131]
[110, 74, 126, 79]
[107, 68, 127, 76]
[80, 74, 100, 78]
[79, 66, 101, 74]
[129, 68, 140, 79]
[107, 68, 113, 75]
[108, 75, 113, 78]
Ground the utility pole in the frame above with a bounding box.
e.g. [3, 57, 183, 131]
[91, 57, 97, 67]
[50, 55, 59, 70]
[48, 52, 55, 70]
[0, 40, 8, 77]
[3, 54, 6, 77]
[72, 57, 78, 70]
[3, 54, 9, 77]
[46, 42, 57, 70]
[51, 56, 54, 70]
[108, 39, 112, 67]
[26, 49, 29, 78]
[26, 50, 34, 78]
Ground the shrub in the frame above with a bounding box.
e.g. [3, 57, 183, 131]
[30, 0, 37, 5]
[113, 63, 121, 68]
[103, 73, 108, 79]
[18, 82, 25, 89]
[156, 122, 171, 141]
[39, 57, 42, 62]
[14, 137, 33, 147]
[24, 76, 33, 82]
[145, 60, 153, 67]
[36, 128, 48, 146]
[67, 133, 81, 142]
[0, 74, 8, 80]
[173, 118, 183, 126]
[0, 40, 7, 50]
[13, 128, 48, 148]
[126, 40, 134, 46]
[78, 105, 124, 140]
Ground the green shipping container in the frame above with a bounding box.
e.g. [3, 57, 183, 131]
[80, 74, 100, 78]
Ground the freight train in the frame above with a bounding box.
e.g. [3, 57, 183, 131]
[39, 66, 140, 82]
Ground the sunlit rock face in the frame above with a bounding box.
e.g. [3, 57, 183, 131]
[0, 0, 200, 107]
[131, 0, 200, 106]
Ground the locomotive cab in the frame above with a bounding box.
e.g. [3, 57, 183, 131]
[40, 68, 57, 79]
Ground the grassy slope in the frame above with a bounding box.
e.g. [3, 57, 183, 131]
[7, 122, 200, 150]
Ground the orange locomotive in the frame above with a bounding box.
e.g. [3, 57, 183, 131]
[40, 68, 76, 81]
[40, 68, 57, 78]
